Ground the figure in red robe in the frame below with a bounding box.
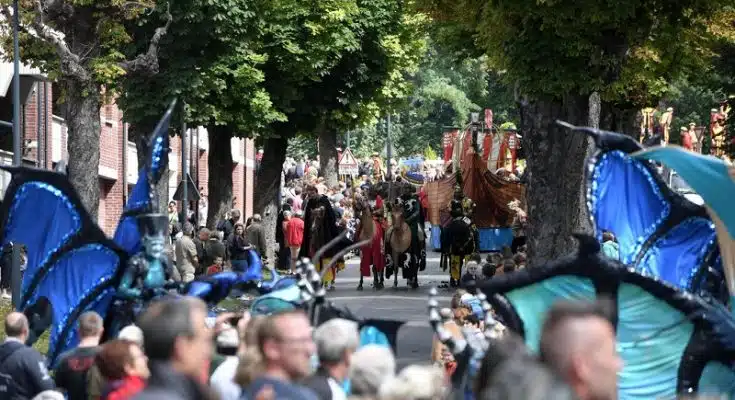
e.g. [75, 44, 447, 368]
[356, 186, 386, 290]
[681, 126, 693, 151]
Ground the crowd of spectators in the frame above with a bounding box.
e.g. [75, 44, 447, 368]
[0, 292, 636, 400]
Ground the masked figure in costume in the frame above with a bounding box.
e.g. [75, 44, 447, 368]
[441, 184, 477, 287]
[300, 184, 345, 289]
[109, 213, 178, 334]
[117, 213, 175, 300]
[399, 184, 426, 270]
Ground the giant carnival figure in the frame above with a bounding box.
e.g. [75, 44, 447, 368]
[441, 183, 477, 287]
[0, 100, 266, 366]
[430, 121, 735, 400]
[385, 183, 425, 289]
[355, 188, 386, 291]
[300, 184, 346, 290]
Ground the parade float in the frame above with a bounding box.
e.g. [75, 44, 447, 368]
[426, 109, 525, 252]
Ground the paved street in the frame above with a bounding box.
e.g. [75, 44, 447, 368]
[325, 239, 456, 368]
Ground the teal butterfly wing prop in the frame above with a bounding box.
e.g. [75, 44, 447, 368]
[479, 235, 735, 399]
[557, 122, 724, 301]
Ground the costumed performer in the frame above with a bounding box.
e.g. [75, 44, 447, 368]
[111, 213, 178, 333]
[399, 184, 426, 271]
[300, 184, 346, 289]
[449, 184, 478, 252]
[443, 184, 477, 286]
[356, 186, 386, 290]
[371, 152, 385, 182]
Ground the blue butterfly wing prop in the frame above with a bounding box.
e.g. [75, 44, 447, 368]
[0, 168, 127, 366]
[480, 236, 735, 399]
[559, 123, 723, 299]
[113, 99, 176, 254]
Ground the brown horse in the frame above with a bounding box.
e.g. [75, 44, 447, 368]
[354, 195, 385, 290]
[385, 203, 417, 288]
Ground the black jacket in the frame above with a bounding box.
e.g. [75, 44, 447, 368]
[301, 368, 337, 400]
[132, 361, 213, 400]
[228, 235, 251, 261]
[0, 340, 54, 400]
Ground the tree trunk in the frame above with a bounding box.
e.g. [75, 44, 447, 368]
[254, 135, 289, 262]
[578, 93, 600, 234]
[318, 121, 339, 188]
[519, 93, 597, 265]
[206, 125, 234, 230]
[63, 80, 102, 219]
[129, 122, 169, 213]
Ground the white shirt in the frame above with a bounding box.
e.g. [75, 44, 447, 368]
[327, 377, 347, 400]
[210, 356, 241, 400]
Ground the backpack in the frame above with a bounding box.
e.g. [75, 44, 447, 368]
[0, 342, 23, 398]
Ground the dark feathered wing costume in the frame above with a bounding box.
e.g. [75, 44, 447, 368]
[299, 195, 343, 260]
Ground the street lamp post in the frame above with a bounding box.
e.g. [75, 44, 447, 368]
[11, 0, 22, 308]
[386, 114, 392, 182]
[181, 103, 188, 225]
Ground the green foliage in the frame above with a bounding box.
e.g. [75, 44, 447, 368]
[271, 0, 429, 137]
[423, 144, 438, 160]
[419, 0, 727, 107]
[348, 41, 518, 158]
[665, 78, 725, 133]
[0, 0, 155, 88]
[287, 136, 318, 159]
[119, 0, 427, 143]
[118, 0, 287, 135]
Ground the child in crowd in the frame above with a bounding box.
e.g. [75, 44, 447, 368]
[513, 252, 527, 269]
[207, 256, 224, 275]
[602, 231, 619, 261]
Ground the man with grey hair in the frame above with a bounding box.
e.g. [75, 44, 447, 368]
[217, 209, 241, 240]
[379, 365, 446, 400]
[246, 213, 267, 259]
[0, 312, 54, 399]
[348, 345, 396, 398]
[174, 222, 198, 282]
[303, 318, 359, 400]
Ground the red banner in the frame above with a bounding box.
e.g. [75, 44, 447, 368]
[443, 129, 457, 163]
[484, 109, 493, 128]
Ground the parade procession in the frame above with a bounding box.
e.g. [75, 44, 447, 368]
[4, 1, 735, 400]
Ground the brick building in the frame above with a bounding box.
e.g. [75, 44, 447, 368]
[1, 68, 256, 236]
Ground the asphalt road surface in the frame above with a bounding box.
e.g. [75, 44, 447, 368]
[325, 237, 455, 369]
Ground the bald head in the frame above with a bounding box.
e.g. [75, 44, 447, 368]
[5, 312, 29, 339]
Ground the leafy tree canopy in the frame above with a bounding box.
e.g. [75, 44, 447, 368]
[343, 40, 518, 158]
[118, 0, 372, 136]
[418, 0, 727, 107]
[1, 0, 170, 88]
